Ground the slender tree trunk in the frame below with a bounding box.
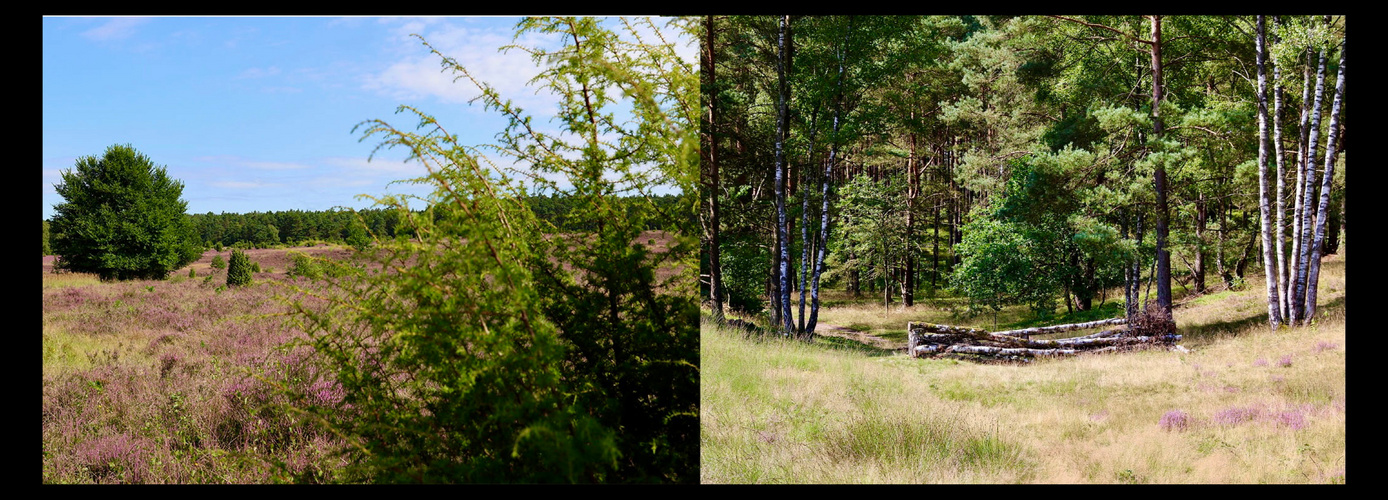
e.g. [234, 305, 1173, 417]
[1289, 43, 1312, 320]
[1149, 15, 1173, 316]
[1195, 193, 1207, 294]
[774, 15, 794, 335]
[805, 18, 851, 338]
[798, 106, 821, 336]
[904, 126, 918, 307]
[932, 193, 940, 291]
[1273, 16, 1291, 321]
[1293, 42, 1329, 325]
[1255, 16, 1283, 329]
[703, 15, 725, 322]
[1305, 36, 1345, 323]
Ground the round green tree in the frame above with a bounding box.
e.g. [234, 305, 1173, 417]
[225, 248, 252, 287]
[50, 144, 202, 281]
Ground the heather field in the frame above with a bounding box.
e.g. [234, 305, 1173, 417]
[42, 233, 689, 484]
[42, 246, 357, 483]
[701, 251, 1346, 484]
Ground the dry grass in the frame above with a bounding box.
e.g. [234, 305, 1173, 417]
[702, 249, 1346, 484]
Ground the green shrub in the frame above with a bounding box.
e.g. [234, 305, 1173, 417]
[226, 248, 252, 287]
[210, 255, 226, 270]
[251, 261, 261, 273]
[286, 252, 321, 279]
[189, 267, 196, 278]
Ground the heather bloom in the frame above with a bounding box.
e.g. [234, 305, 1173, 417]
[1278, 355, 1293, 367]
[1278, 410, 1308, 430]
[1214, 406, 1261, 426]
[72, 433, 156, 483]
[1315, 341, 1339, 353]
[1253, 358, 1268, 367]
[1159, 410, 1190, 432]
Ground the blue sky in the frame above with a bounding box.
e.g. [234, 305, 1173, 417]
[43, 16, 695, 220]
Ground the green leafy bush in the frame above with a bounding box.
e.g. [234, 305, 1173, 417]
[210, 255, 226, 270]
[226, 249, 252, 287]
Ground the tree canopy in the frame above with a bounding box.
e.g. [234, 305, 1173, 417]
[49, 144, 202, 281]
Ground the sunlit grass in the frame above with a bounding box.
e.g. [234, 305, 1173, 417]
[702, 248, 1346, 483]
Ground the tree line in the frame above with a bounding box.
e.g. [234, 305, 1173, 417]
[700, 15, 1344, 336]
[46, 192, 690, 255]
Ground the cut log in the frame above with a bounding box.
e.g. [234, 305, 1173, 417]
[907, 319, 1177, 359]
[992, 318, 1128, 338]
[912, 336, 1179, 357]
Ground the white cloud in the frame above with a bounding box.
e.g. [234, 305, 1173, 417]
[81, 17, 150, 42]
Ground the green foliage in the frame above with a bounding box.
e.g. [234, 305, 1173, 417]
[719, 233, 770, 316]
[210, 255, 226, 270]
[188, 267, 196, 278]
[251, 261, 261, 273]
[285, 252, 321, 280]
[225, 248, 252, 287]
[282, 17, 697, 483]
[49, 144, 202, 280]
[344, 216, 370, 251]
[951, 155, 1129, 317]
[43, 220, 51, 256]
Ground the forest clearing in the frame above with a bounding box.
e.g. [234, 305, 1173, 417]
[701, 248, 1344, 483]
[698, 14, 1346, 484]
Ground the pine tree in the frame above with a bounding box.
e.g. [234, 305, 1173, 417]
[225, 248, 252, 287]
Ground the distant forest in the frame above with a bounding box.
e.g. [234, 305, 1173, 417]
[45, 193, 690, 253]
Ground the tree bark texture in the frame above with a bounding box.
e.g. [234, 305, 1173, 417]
[1255, 15, 1283, 329]
[1304, 35, 1344, 323]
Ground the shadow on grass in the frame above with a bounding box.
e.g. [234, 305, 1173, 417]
[812, 334, 899, 357]
[1179, 295, 1345, 345]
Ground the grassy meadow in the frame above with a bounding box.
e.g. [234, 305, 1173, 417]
[701, 251, 1346, 483]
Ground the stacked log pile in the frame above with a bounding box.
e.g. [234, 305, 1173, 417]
[907, 318, 1181, 360]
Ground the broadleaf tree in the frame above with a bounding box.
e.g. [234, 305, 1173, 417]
[49, 144, 202, 281]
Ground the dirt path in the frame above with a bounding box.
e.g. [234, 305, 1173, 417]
[813, 323, 904, 353]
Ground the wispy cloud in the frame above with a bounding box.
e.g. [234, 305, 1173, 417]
[81, 17, 150, 42]
[238, 66, 281, 79]
[209, 180, 283, 189]
[362, 18, 561, 116]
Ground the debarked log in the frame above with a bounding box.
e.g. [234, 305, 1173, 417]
[991, 318, 1128, 338]
[908, 323, 1140, 348]
[912, 336, 1180, 357]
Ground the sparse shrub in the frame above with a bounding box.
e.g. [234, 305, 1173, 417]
[1214, 406, 1260, 426]
[286, 252, 321, 280]
[214, 242, 223, 252]
[251, 261, 261, 273]
[188, 267, 196, 278]
[1158, 410, 1189, 432]
[210, 255, 226, 270]
[1278, 410, 1307, 430]
[226, 249, 252, 287]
